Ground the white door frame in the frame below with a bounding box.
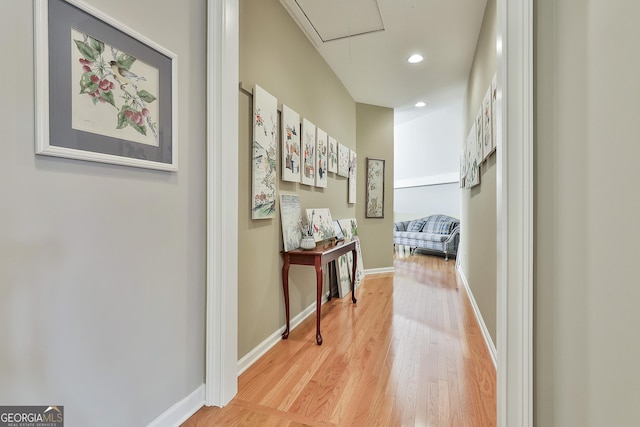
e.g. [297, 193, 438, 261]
[496, 0, 533, 425]
[204, 0, 534, 423]
[205, 0, 239, 407]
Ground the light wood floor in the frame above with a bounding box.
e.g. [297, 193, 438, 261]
[183, 252, 496, 426]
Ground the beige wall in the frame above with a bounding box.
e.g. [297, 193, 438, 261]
[0, 1, 207, 424]
[461, 0, 497, 344]
[534, 0, 640, 425]
[239, 0, 393, 358]
[356, 103, 394, 270]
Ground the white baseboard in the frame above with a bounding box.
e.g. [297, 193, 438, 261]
[364, 267, 394, 275]
[146, 384, 205, 427]
[237, 294, 329, 376]
[456, 265, 497, 369]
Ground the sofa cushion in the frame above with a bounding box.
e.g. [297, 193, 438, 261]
[422, 214, 459, 235]
[406, 219, 427, 232]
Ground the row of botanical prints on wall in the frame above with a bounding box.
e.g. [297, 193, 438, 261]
[460, 73, 497, 189]
[279, 194, 364, 298]
[253, 85, 357, 219]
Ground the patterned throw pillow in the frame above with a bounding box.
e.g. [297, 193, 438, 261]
[406, 219, 426, 232]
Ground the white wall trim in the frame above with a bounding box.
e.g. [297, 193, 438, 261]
[394, 172, 459, 189]
[364, 267, 394, 275]
[237, 295, 329, 376]
[456, 265, 497, 368]
[146, 384, 205, 427]
[206, 0, 239, 407]
[497, 0, 533, 425]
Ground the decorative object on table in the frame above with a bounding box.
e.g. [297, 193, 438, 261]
[279, 194, 302, 252]
[301, 118, 316, 186]
[281, 104, 301, 183]
[348, 150, 357, 204]
[337, 143, 349, 177]
[305, 208, 335, 242]
[333, 220, 345, 241]
[337, 218, 365, 292]
[365, 157, 385, 218]
[328, 136, 337, 173]
[315, 128, 328, 188]
[299, 218, 316, 250]
[251, 84, 278, 219]
[482, 85, 492, 161]
[34, 0, 178, 171]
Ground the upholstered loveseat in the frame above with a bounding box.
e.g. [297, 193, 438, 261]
[393, 214, 460, 260]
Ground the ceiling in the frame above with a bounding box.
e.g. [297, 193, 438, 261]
[280, 0, 488, 125]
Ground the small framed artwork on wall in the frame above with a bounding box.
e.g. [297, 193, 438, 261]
[365, 158, 385, 218]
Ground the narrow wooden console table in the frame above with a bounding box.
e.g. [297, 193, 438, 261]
[281, 239, 358, 345]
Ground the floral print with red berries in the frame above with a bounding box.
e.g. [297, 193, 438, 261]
[74, 32, 158, 140]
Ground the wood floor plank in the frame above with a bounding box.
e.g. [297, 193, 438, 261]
[183, 253, 496, 427]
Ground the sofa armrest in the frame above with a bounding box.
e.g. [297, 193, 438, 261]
[394, 220, 411, 232]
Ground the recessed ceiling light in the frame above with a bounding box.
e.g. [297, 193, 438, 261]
[407, 54, 424, 64]
[415, 101, 426, 108]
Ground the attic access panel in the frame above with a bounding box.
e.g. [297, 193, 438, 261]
[295, 0, 385, 42]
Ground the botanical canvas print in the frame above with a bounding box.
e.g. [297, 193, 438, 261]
[337, 218, 364, 288]
[305, 208, 335, 242]
[337, 143, 349, 177]
[252, 85, 278, 219]
[280, 194, 302, 252]
[337, 251, 354, 298]
[301, 118, 316, 186]
[328, 136, 337, 173]
[482, 86, 492, 160]
[475, 107, 484, 167]
[71, 29, 160, 146]
[348, 150, 357, 204]
[459, 152, 466, 188]
[281, 105, 301, 183]
[465, 122, 480, 188]
[492, 73, 497, 151]
[315, 128, 328, 188]
[366, 158, 384, 218]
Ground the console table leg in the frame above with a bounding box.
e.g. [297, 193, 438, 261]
[351, 248, 358, 304]
[315, 263, 323, 345]
[282, 259, 291, 339]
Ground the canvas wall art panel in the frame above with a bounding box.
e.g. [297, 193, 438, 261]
[337, 251, 354, 298]
[348, 150, 357, 204]
[492, 73, 497, 151]
[482, 86, 492, 160]
[337, 143, 349, 177]
[301, 118, 316, 186]
[305, 208, 335, 242]
[337, 218, 364, 288]
[252, 84, 278, 219]
[365, 158, 385, 218]
[475, 107, 483, 168]
[465, 122, 480, 188]
[280, 194, 302, 252]
[315, 128, 328, 188]
[328, 136, 337, 173]
[281, 104, 300, 183]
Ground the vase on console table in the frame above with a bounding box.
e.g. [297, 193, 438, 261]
[300, 236, 316, 250]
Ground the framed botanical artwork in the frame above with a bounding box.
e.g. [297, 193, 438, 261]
[348, 150, 357, 204]
[328, 136, 337, 173]
[365, 158, 385, 218]
[301, 118, 316, 186]
[279, 194, 302, 252]
[35, 0, 178, 171]
[337, 218, 364, 288]
[337, 143, 349, 177]
[466, 121, 480, 188]
[252, 85, 278, 219]
[281, 104, 301, 183]
[315, 128, 328, 188]
[475, 107, 483, 168]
